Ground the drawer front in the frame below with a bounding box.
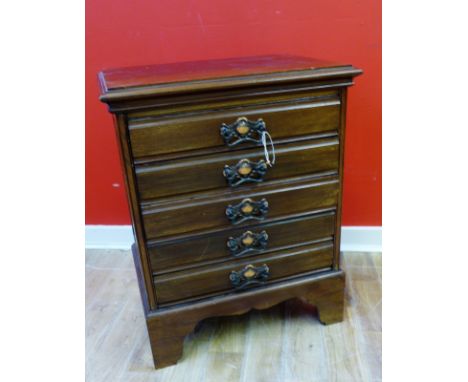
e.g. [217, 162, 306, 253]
[154, 242, 334, 304]
[142, 177, 339, 239]
[148, 211, 335, 273]
[136, 138, 339, 200]
[129, 99, 340, 158]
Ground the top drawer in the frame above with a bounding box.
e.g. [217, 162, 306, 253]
[128, 97, 340, 159]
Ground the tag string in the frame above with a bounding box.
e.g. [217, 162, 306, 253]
[261, 131, 276, 167]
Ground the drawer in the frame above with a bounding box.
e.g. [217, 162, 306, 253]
[154, 241, 334, 305]
[129, 98, 340, 158]
[148, 211, 335, 273]
[142, 176, 339, 239]
[136, 138, 339, 200]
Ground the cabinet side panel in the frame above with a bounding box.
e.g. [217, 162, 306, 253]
[334, 88, 348, 269]
[113, 114, 157, 309]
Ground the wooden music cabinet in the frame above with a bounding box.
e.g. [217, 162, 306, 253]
[99, 55, 362, 369]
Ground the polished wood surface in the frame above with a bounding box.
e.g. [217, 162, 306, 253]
[99, 55, 361, 101]
[86, 250, 381, 381]
[135, 138, 339, 200]
[141, 176, 339, 239]
[101, 55, 341, 89]
[154, 242, 334, 304]
[149, 267, 344, 367]
[148, 211, 335, 273]
[129, 97, 340, 158]
[98, 56, 362, 368]
[127, 87, 340, 120]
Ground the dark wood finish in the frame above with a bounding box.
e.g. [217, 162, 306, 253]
[136, 138, 339, 200]
[113, 115, 157, 310]
[101, 55, 340, 90]
[129, 98, 340, 158]
[133, 244, 344, 368]
[334, 88, 348, 270]
[146, 266, 345, 369]
[148, 211, 335, 273]
[142, 176, 339, 239]
[99, 55, 360, 103]
[154, 241, 334, 304]
[126, 86, 340, 119]
[100, 55, 361, 369]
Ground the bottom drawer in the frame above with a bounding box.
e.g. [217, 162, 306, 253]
[154, 241, 334, 305]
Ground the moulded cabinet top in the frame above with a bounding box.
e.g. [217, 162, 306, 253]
[99, 55, 362, 103]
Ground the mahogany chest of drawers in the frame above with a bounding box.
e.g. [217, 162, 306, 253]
[99, 55, 362, 369]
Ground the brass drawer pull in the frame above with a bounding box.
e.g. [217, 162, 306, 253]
[220, 117, 266, 147]
[230, 264, 270, 289]
[227, 230, 268, 257]
[225, 198, 269, 224]
[223, 158, 267, 187]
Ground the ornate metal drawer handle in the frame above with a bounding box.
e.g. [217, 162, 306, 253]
[225, 198, 269, 224]
[223, 158, 267, 187]
[230, 264, 270, 290]
[220, 117, 267, 147]
[227, 230, 268, 257]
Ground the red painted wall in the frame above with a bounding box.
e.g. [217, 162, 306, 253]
[86, 0, 381, 226]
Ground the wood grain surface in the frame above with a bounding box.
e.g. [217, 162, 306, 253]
[101, 55, 343, 90]
[142, 176, 339, 239]
[99, 55, 361, 104]
[98, 56, 364, 370]
[135, 138, 339, 200]
[86, 249, 381, 381]
[148, 211, 335, 274]
[128, 98, 340, 158]
[154, 242, 334, 304]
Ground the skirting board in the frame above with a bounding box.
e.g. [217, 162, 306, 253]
[85, 225, 382, 252]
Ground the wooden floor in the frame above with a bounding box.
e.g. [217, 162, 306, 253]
[86, 250, 381, 382]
